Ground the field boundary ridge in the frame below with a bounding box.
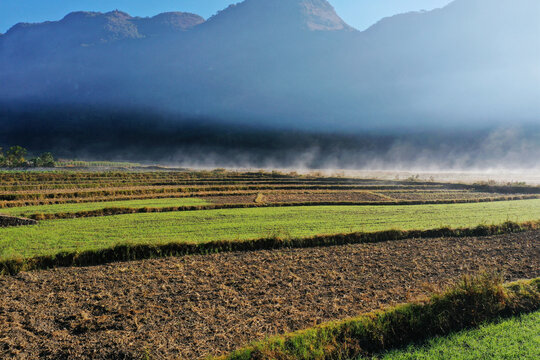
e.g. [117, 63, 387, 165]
[0, 214, 37, 227]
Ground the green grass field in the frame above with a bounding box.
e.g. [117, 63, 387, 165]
[0, 197, 209, 217]
[376, 311, 540, 360]
[1, 199, 540, 260]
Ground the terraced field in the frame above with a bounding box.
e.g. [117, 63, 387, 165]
[0, 171, 534, 209]
[0, 169, 539, 359]
[2, 200, 540, 260]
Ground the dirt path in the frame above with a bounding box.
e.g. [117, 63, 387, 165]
[0, 232, 538, 359]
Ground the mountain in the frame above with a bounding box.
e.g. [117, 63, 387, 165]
[0, 10, 203, 57]
[0, 0, 539, 165]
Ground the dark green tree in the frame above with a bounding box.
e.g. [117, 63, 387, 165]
[6, 146, 28, 167]
[34, 152, 56, 167]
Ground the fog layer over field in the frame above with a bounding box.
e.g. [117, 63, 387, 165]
[2, 105, 539, 171]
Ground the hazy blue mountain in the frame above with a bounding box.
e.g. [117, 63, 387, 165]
[0, 10, 203, 60]
[0, 0, 539, 162]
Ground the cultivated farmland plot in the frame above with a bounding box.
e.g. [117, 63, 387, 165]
[0, 169, 538, 359]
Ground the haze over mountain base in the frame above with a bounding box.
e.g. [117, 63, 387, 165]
[2, 105, 539, 170]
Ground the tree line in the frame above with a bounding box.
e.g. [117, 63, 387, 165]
[0, 146, 55, 168]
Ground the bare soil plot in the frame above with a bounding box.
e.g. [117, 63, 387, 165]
[0, 231, 538, 360]
[204, 190, 519, 205]
[205, 191, 389, 204]
[204, 194, 258, 204]
[259, 190, 389, 203]
[379, 190, 502, 201]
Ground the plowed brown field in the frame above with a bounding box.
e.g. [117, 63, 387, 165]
[204, 190, 387, 204]
[0, 232, 538, 359]
[204, 190, 505, 205]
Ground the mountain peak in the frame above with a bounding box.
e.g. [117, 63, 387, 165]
[134, 12, 205, 36]
[297, 0, 352, 31]
[62, 10, 132, 22]
[207, 0, 353, 32]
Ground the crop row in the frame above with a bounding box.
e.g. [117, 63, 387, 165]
[0, 171, 299, 183]
[0, 189, 533, 210]
[21, 195, 540, 220]
[0, 191, 257, 208]
[0, 184, 445, 201]
[0, 179, 432, 192]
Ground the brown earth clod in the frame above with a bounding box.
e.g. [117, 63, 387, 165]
[0, 214, 37, 227]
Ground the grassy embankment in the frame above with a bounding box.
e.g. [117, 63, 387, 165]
[217, 275, 540, 360]
[377, 310, 539, 359]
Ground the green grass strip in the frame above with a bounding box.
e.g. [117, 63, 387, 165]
[376, 310, 540, 359]
[216, 275, 540, 360]
[1, 195, 537, 220]
[2, 200, 540, 262]
[0, 197, 209, 217]
[0, 218, 538, 275]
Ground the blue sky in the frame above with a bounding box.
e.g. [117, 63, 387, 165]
[0, 0, 453, 34]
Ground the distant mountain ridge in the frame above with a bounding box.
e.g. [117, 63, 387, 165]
[0, 0, 539, 133]
[1, 10, 204, 54]
[2, 0, 349, 49]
